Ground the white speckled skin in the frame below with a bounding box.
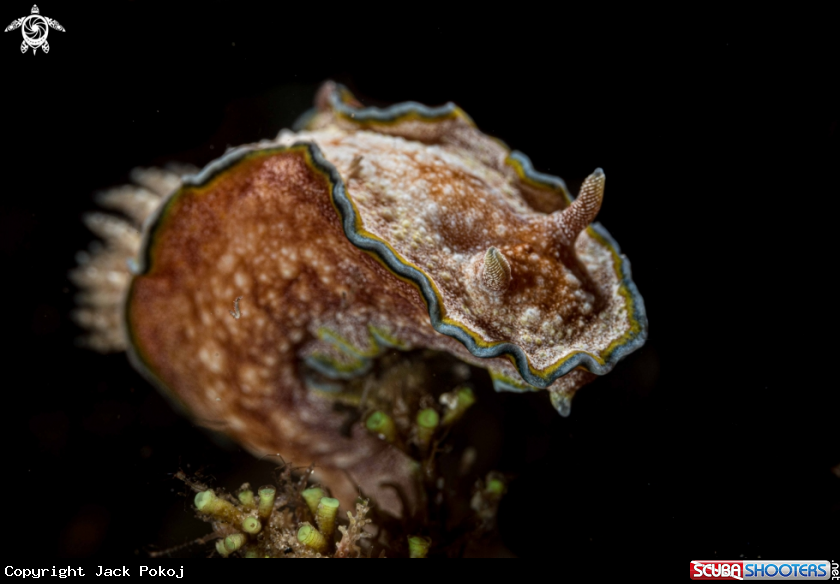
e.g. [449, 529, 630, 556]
[75, 84, 647, 515]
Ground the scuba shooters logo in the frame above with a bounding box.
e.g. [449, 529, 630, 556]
[690, 560, 839, 580]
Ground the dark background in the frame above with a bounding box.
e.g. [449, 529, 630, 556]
[2, 2, 837, 564]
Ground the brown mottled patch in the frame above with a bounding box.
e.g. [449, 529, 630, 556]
[128, 147, 424, 511]
[78, 85, 645, 516]
[278, 130, 629, 375]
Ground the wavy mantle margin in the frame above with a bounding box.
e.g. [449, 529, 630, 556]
[293, 82, 475, 131]
[308, 84, 648, 389]
[325, 149, 648, 389]
[128, 141, 646, 395]
[127, 88, 647, 392]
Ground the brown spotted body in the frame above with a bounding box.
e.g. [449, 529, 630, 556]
[129, 147, 429, 510]
[74, 83, 647, 513]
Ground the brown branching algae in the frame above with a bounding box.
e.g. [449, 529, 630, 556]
[166, 466, 381, 558]
[161, 456, 508, 558]
[157, 391, 504, 559]
[72, 81, 647, 515]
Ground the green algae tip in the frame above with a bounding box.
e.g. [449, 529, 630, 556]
[442, 387, 476, 426]
[224, 533, 246, 552]
[194, 489, 241, 523]
[258, 486, 276, 520]
[416, 408, 439, 429]
[194, 490, 216, 510]
[316, 497, 340, 539]
[366, 410, 397, 442]
[415, 408, 439, 450]
[297, 523, 328, 554]
[237, 489, 255, 508]
[302, 487, 325, 516]
[486, 478, 506, 495]
[241, 516, 262, 534]
[408, 535, 431, 558]
[318, 496, 340, 510]
[215, 539, 230, 558]
[456, 387, 476, 407]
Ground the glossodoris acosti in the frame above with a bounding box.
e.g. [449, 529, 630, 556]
[72, 82, 647, 509]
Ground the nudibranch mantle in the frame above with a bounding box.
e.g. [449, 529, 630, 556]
[79, 83, 646, 509]
[129, 82, 646, 408]
[293, 85, 646, 397]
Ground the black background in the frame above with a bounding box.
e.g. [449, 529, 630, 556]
[2, 2, 837, 564]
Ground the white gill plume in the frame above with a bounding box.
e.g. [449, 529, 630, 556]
[70, 165, 194, 352]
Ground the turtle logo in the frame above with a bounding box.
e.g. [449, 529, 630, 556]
[5, 5, 64, 54]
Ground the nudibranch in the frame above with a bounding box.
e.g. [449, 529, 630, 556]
[72, 82, 646, 511]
